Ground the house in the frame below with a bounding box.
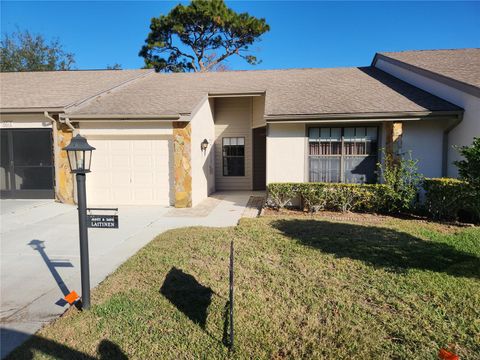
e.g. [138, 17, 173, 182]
[1, 48, 478, 208]
[372, 48, 480, 177]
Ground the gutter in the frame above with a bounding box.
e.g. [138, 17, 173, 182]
[62, 114, 181, 121]
[1, 107, 64, 114]
[264, 110, 463, 122]
[208, 91, 265, 98]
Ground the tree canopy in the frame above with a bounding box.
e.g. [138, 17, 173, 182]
[0, 30, 75, 72]
[455, 137, 480, 188]
[139, 0, 270, 72]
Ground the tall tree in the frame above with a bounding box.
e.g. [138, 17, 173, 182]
[139, 0, 269, 72]
[1, 30, 75, 72]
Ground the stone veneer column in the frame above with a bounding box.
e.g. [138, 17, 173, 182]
[173, 122, 192, 208]
[385, 121, 403, 161]
[55, 122, 75, 204]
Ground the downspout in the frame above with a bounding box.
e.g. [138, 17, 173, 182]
[61, 116, 79, 135]
[442, 114, 463, 177]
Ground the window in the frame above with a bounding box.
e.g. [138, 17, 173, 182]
[308, 127, 378, 183]
[223, 137, 245, 176]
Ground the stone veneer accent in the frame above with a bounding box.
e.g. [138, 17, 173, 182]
[55, 122, 75, 204]
[173, 122, 192, 208]
[385, 121, 403, 161]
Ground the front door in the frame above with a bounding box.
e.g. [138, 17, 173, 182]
[0, 129, 54, 199]
[252, 127, 266, 190]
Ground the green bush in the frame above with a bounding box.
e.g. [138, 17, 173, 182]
[267, 182, 389, 213]
[454, 137, 480, 190]
[377, 151, 423, 213]
[266, 183, 300, 209]
[423, 178, 479, 223]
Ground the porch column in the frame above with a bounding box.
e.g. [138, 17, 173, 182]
[385, 121, 403, 161]
[173, 122, 192, 208]
[54, 122, 75, 204]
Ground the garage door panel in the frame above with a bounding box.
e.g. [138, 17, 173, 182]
[134, 174, 154, 186]
[133, 155, 154, 168]
[86, 137, 172, 205]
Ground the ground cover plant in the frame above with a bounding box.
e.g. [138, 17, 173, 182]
[8, 215, 480, 359]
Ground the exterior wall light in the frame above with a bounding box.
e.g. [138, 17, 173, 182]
[201, 138, 209, 152]
[63, 134, 95, 309]
[63, 134, 96, 173]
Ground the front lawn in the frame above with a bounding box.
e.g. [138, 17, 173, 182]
[9, 215, 480, 359]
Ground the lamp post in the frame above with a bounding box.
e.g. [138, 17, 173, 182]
[63, 134, 95, 309]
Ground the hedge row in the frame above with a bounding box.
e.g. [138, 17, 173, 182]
[267, 180, 479, 222]
[267, 183, 391, 213]
[423, 178, 479, 222]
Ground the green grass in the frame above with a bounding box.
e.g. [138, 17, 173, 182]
[8, 215, 480, 359]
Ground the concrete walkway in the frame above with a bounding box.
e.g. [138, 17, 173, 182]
[0, 192, 262, 358]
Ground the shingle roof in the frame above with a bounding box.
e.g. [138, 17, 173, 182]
[376, 48, 480, 91]
[0, 69, 152, 110]
[66, 66, 461, 118]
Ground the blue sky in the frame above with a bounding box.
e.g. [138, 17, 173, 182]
[1, 1, 479, 70]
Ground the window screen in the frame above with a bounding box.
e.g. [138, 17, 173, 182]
[308, 127, 378, 183]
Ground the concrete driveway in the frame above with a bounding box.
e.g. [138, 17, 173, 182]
[0, 192, 261, 358]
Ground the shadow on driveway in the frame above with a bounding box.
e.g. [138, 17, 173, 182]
[28, 240, 73, 307]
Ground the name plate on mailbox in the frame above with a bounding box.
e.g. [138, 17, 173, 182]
[87, 215, 119, 229]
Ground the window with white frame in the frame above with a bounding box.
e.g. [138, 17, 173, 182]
[223, 137, 245, 176]
[308, 127, 378, 183]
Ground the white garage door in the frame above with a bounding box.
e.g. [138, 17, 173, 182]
[86, 137, 173, 205]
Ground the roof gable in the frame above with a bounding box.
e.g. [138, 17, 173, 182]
[374, 48, 480, 96]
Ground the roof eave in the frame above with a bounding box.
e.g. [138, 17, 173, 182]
[208, 91, 266, 98]
[0, 107, 64, 114]
[61, 113, 182, 121]
[265, 110, 463, 123]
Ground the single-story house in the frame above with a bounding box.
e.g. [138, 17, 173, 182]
[1, 48, 478, 207]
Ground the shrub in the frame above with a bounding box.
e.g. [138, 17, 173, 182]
[297, 183, 327, 212]
[324, 184, 375, 213]
[377, 151, 423, 213]
[266, 183, 299, 209]
[424, 178, 479, 223]
[267, 182, 389, 213]
[454, 137, 480, 190]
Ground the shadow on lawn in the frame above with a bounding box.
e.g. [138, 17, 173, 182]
[2, 328, 126, 360]
[160, 267, 213, 329]
[272, 219, 480, 279]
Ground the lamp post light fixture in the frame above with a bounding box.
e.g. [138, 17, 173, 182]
[201, 138, 209, 152]
[63, 134, 95, 309]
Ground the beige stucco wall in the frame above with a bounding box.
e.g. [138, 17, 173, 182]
[214, 97, 253, 190]
[190, 97, 215, 206]
[78, 121, 173, 136]
[0, 113, 53, 128]
[266, 123, 306, 183]
[402, 120, 445, 178]
[375, 58, 480, 177]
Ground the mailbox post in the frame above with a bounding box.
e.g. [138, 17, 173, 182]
[63, 134, 95, 309]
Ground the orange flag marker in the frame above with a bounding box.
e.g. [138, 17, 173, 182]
[64, 291, 79, 305]
[438, 348, 459, 360]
